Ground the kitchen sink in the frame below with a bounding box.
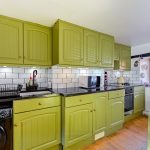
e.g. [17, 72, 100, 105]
[20, 90, 53, 98]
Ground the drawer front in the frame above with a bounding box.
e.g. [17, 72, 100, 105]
[65, 94, 97, 107]
[65, 92, 108, 107]
[13, 96, 60, 113]
[134, 86, 145, 94]
[109, 90, 125, 99]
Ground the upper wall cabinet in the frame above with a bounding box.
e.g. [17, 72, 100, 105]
[0, 16, 23, 65]
[114, 44, 120, 60]
[114, 43, 131, 70]
[84, 29, 99, 67]
[24, 23, 52, 66]
[53, 20, 115, 68]
[53, 20, 84, 66]
[100, 34, 114, 68]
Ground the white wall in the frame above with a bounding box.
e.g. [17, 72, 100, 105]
[132, 42, 150, 56]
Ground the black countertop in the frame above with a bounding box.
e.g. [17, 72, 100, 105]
[52, 86, 125, 97]
[0, 84, 144, 102]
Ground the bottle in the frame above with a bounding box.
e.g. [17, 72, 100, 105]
[28, 76, 33, 86]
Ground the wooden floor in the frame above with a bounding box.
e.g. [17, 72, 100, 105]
[84, 116, 148, 150]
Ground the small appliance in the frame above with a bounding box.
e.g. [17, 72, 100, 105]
[79, 76, 101, 89]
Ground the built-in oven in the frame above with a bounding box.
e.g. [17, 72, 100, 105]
[124, 87, 134, 115]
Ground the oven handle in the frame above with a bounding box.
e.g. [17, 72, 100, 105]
[0, 126, 7, 149]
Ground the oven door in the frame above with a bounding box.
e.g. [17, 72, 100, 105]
[124, 94, 134, 113]
[0, 125, 7, 149]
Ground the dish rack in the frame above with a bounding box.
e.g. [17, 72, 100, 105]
[0, 84, 23, 98]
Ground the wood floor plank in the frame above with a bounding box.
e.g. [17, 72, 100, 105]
[84, 116, 148, 150]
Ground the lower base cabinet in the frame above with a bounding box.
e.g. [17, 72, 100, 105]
[106, 90, 125, 135]
[13, 96, 61, 150]
[134, 86, 145, 113]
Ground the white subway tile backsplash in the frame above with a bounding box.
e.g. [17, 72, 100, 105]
[0, 73, 5, 78]
[63, 69, 71, 74]
[13, 68, 24, 73]
[0, 68, 12, 73]
[0, 79, 12, 84]
[63, 78, 72, 83]
[6, 73, 18, 79]
[19, 73, 30, 79]
[13, 79, 24, 84]
[58, 74, 66, 79]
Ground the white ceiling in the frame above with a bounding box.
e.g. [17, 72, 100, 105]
[0, 0, 150, 46]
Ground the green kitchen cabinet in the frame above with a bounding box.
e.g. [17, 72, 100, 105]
[13, 96, 61, 150]
[94, 92, 108, 137]
[114, 43, 131, 70]
[107, 90, 125, 135]
[84, 29, 99, 67]
[64, 104, 93, 147]
[120, 46, 131, 70]
[24, 23, 52, 66]
[100, 34, 114, 68]
[114, 43, 120, 60]
[53, 20, 84, 66]
[134, 86, 145, 113]
[0, 15, 23, 65]
[62, 94, 94, 150]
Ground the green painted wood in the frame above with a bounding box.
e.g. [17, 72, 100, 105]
[84, 29, 99, 67]
[114, 43, 120, 60]
[94, 93, 108, 135]
[134, 93, 145, 113]
[53, 20, 84, 66]
[24, 23, 51, 66]
[99, 34, 114, 67]
[0, 15, 23, 65]
[107, 96, 124, 133]
[119, 45, 131, 70]
[13, 107, 61, 150]
[64, 103, 93, 147]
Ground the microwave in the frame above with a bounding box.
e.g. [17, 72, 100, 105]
[79, 76, 101, 89]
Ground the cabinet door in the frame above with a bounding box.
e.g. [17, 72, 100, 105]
[84, 29, 99, 67]
[107, 97, 124, 128]
[14, 107, 61, 150]
[134, 93, 145, 113]
[114, 44, 120, 60]
[120, 46, 131, 70]
[100, 34, 114, 67]
[94, 93, 108, 134]
[24, 23, 51, 66]
[64, 104, 93, 147]
[0, 16, 23, 64]
[59, 21, 84, 66]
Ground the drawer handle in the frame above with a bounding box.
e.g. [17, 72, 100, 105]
[90, 110, 93, 112]
[14, 124, 18, 127]
[38, 102, 42, 105]
[93, 109, 96, 112]
[79, 99, 82, 102]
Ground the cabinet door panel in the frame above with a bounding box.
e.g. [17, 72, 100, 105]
[100, 34, 114, 67]
[0, 16, 23, 64]
[65, 104, 93, 146]
[108, 98, 124, 128]
[134, 93, 145, 113]
[24, 23, 51, 66]
[84, 30, 99, 66]
[120, 46, 131, 70]
[14, 107, 61, 150]
[94, 93, 108, 134]
[114, 44, 120, 60]
[59, 22, 84, 65]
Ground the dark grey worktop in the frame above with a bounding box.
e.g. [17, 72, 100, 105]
[0, 84, 144, 102]
[52, 84, 144, 97]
